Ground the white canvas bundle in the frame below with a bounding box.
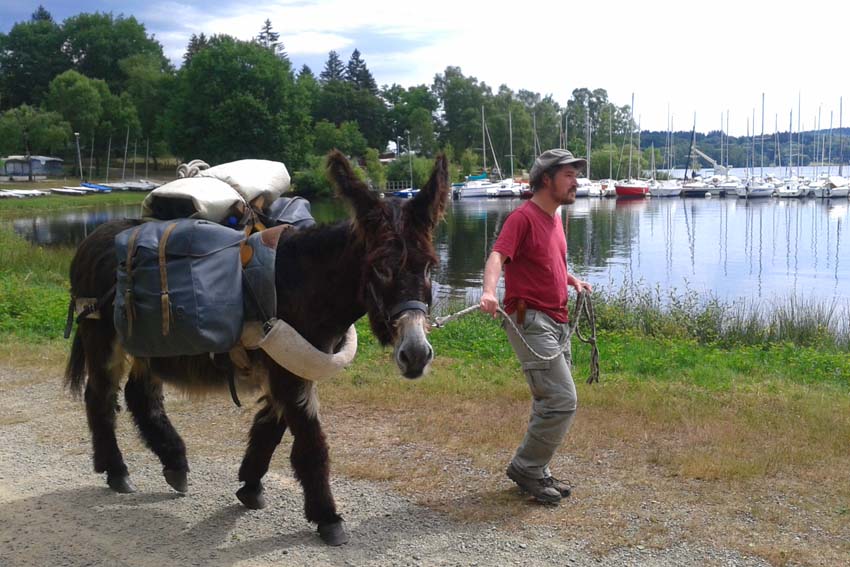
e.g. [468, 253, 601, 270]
[198, 159, 291, 204]
[141, 177, 246, 224]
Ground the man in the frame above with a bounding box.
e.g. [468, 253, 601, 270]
[480, 148, 593, 504]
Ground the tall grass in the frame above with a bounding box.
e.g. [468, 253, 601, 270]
[587, 281, 850, 351]
[0, 230, 72, 340]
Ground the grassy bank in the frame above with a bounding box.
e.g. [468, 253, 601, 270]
[0, 191, 147, 217]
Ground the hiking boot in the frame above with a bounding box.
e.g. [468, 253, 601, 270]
[506, 463, 561, 504]
[546, 475, 572, 498]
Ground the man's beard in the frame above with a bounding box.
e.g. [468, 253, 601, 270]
[558, 191, 576, 205]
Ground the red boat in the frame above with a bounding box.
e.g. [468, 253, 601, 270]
[614, 179, 650, 198]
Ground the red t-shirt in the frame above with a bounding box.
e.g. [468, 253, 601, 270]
[492, 200, 569, 323]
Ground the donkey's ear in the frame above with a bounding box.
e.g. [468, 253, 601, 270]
[326, 150, 379, 218]
[407, 153, 449, 231]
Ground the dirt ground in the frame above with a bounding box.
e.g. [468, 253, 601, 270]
[0, 360, 841, 566]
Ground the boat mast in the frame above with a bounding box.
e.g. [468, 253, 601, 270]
[636, 115, 642, 179]
[608, 104, 613, 180]
[838, 97, 844, 175]
[827, 111, 833, 176]
[668, 114, 675, 178]
[481, 106, 487, 174]
[760, 93, 765, 180]
[751, 108, 755, 180]
[628, 93, 635, 179]
[720, 112, 724, 171]
[817, 106, 822, 180]
[509, 109, 514, 180]
[797, 93, 801, 178]
[585, 104, 591, 178]
[788, 109, 793, 179]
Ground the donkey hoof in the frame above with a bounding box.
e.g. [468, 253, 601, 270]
[318, 521, 349, 546]
[236, 482, 266, 509]
[107, 474, 137, 494]
[164, 469, 188, 493]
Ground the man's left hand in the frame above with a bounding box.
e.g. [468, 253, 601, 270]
[570, 279, 593, 293]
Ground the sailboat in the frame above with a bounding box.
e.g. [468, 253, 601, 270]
[495, 110, 524, 197]
[459, 107, 500, 198]
[578, 104, 603, 197]
[737, 95, 774, 199]
[615, 94, 650, 198]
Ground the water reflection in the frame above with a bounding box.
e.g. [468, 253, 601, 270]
[3, 196, 849, 304]
[7, 205, 140, 247]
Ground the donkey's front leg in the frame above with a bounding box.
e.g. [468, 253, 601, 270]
[236, 401, 287, 510]
[276, 374, 347, 546]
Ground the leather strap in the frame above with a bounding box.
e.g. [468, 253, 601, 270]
[124, 226, 144, 337]
[389, 300, 429, 319]
[158, 222, 178, 336]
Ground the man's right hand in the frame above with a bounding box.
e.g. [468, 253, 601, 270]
[479, 291, 500, 318]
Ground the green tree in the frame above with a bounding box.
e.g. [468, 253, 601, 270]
[345, 49, 377, 94]
[46, 70, 140, 175]
[320, 50, 344, 83]
[432, 66, 490, 157]
[0, 104, 71, 156]
[0, 6, 71, 108]
[164, 35, 308, 166]
[183, 33, 209, 67]
[383, 84, 439, 156]
[62, 12, 169, 93]
[312, 120, 339, 155]
[386, 154, 434, 189]
[256, 19, 287, 60]
[119, 53, 174, 143]
[45, 70, 103, 136]
[314, 80, 388, 150]
[338, 121, 368, 157]
[364, 147, 387, 189]
[459, 147, 480, 178]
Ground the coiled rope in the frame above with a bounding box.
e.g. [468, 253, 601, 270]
[432, 291, 600, 384]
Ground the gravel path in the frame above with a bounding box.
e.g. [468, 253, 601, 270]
[0, 364, 773, 566]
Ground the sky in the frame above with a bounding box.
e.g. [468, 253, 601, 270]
[3, 0, 849, 137]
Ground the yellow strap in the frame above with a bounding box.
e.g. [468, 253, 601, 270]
[124, 226, 144, 337]
[158, 223, 179, 336]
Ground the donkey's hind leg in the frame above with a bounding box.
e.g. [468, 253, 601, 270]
[236, 399, 288, 510]
[81, 334, 134, 493]
[124, 361, 189, 493]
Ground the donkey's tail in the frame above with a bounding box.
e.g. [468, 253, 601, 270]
[64, 330, 87, 397]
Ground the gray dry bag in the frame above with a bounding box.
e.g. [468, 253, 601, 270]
[114, 219, 246, 357]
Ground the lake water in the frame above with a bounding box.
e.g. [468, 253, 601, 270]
[4, 195, 849, 307]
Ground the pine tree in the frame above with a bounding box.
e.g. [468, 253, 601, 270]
[345, 49, 377, 94]
[183, 33, 209, 66]
[31, 5, 53, 22]
[320, 51, 345, 83]
[298, 64, 315, 80]
[256, 19, 287, 60]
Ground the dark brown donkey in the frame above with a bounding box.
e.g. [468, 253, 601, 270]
[64, 150, 449, 546]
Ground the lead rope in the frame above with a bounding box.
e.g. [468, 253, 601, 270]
[432, 291, 600, 384]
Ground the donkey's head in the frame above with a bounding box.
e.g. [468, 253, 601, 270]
[327, 150, 449, 378]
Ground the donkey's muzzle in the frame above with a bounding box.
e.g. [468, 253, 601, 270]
[393, 311, 433, 379]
